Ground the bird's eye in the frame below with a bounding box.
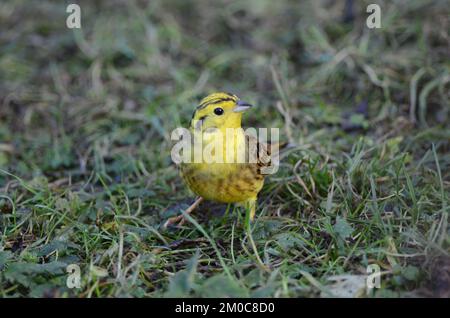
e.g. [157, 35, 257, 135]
[214, 108, 224, 115]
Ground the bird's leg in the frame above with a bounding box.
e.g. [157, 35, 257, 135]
[244, 198, 257, 223]
[164, 197, 203, 228]
[243, 198, 269, 271]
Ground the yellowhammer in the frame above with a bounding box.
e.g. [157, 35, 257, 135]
[165, 92, 278, 228]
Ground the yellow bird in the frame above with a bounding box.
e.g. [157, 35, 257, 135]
[165, 92, 276, 228]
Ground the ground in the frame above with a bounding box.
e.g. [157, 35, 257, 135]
[0, 0, 449, 297]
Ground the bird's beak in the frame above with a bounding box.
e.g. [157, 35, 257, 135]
[233, 100, 253, 113]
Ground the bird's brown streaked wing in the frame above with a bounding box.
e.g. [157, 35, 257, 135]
[246, 135, 290, 175]
[245, 135, 272, 175]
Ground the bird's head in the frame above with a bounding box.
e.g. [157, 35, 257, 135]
[190, 92, 252, 131]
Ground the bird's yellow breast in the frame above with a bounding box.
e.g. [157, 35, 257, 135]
[181, 162, 264, 203]
[180, 129, 264, 203]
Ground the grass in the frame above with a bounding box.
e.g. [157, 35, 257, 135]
[0, 0, 449, 297]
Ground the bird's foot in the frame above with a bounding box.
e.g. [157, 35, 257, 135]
[163, 214, 188, 228]
[163, 197, 203, 229]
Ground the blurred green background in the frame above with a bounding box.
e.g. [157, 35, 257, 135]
[0, 0, 449, 297]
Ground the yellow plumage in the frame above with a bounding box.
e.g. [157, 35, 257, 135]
[165, 92, 272, 227]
